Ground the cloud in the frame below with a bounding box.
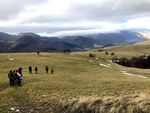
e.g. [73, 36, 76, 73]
[0, 21, 122, 37]
[68, 0, 150, 21]
[21, 0, 150, 23]
[0, 0, 47, 20]
[0, 0, 150, 35]
[125, 17, 150, 29]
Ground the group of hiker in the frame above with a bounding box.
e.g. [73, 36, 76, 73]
[8, 67, 23, 86]
[8, 66, 54, 86]
[28, 66, 54, 74]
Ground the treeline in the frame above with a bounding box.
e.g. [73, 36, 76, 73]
[112, 55, 150, 69]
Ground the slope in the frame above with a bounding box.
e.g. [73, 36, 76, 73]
[106, 40, 150, 57]
[0, 41, 150, 113]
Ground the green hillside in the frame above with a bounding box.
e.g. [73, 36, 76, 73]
[0, 41, 150, 113]
[106, 40, 150, 57]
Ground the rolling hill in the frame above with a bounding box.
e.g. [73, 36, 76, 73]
[0, 30, 148, 52]
[0, 40, 150, 112]
[106, 40, 150, 57]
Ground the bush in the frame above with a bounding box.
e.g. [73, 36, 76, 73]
[105, 51, 109, 55]
[113, 55, 150, 69]
[111, 52, 115, 56]
[89, 53, 96, 58]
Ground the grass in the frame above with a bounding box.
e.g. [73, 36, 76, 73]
[0, 43, 150, 113]
[105, 40, 150, 58]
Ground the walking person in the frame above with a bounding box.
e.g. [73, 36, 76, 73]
[8, 70, 15, 86]
[51, 67, 54, 75]
[16, 70, 22, 86]
[18, 67, 23, 76]
[13, 70, 17, 85]
[28, 66, 32, 74]
[35, 66, 38, 74]
[45, 66, 49, 74]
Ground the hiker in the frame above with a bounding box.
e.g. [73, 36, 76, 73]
[16, 70, 22, 86]
[12, 70, 17, 85]
[28, 66, 32, 74]
[18, 67, 23, 76]
[51, 68, 54, 74]
[45, 66, 49, 74]
[8, 70, 15, 86]
[35, 66, 38, 74]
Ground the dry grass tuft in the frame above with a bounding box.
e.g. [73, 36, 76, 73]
[58, 93, 150, 113]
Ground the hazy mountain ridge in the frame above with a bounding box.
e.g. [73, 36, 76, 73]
[0, 30, 148, 52]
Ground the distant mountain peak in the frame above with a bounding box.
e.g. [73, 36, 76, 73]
[19, 32, 41, 38]
[0, 30, 148, 52]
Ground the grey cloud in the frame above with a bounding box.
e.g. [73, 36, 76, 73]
[0, 0, 150, 34]
[69, 0, 150, 21]
[25, 0, 150, 24]
[24, 15, 74, 24]
[0, 25, 94, 34]
[0, 0, 48, 20]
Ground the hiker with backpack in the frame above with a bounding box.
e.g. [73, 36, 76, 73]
[8, 70, 15, 86]
[28, 66, 32, 74]
[35, 66, 38, 74]
[14, 70, 22, 86]
[51, 67, 54, 75]
[18, 67, 23, 76]
[45, 66, 49, 74]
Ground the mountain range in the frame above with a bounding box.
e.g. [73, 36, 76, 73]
[0, 30, 148, 52]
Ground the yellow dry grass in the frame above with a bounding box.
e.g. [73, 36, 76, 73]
[0, 43, 150, 113]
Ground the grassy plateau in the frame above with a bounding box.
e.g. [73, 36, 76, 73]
[0, 41, 150, 113]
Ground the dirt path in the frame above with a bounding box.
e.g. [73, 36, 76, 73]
[120, 71, 148, 79]
[99, 63, 111, 68]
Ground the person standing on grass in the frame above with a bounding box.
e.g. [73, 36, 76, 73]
[18, 67, 23, 76]
[45, 65, 49, 74]
[8, 70, 14, 86]
[13, 70, 17, 85]
[16, 70, 21, 86]
[28, 66, 32, 74]
[51, 67, 54, 75]
[35, 66, 38, 74]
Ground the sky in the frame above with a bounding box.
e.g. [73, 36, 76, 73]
[0, 0, 150, 36]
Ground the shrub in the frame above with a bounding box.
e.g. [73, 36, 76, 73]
[89, 53, 96, 58]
